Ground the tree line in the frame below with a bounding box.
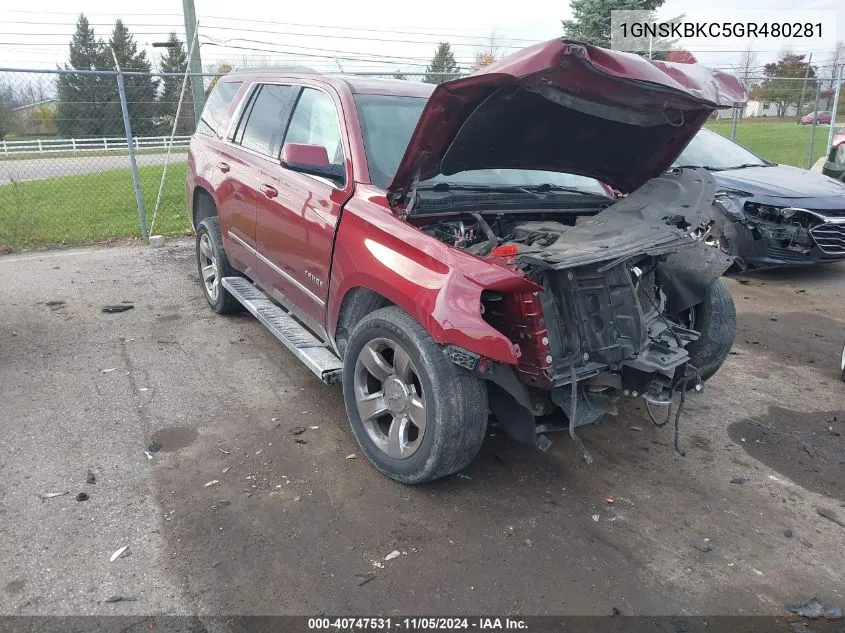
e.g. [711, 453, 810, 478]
[53, 14, 194, 137]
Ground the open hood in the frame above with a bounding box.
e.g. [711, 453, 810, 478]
[387, 39, 746, 208]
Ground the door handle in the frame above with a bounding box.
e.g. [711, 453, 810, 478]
[217, 162, 230, 173]
[260, 184, 278, 199]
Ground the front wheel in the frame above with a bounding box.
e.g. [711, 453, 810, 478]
[342, 307, 488, 484]
[680, 279, 736, 383]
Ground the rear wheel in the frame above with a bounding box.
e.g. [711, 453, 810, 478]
[681, 279, 736, 383]
[195, 217, 241, 314]
[342, 307, 488, 484]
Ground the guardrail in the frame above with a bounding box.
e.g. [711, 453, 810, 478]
[0, 136, 191, 156]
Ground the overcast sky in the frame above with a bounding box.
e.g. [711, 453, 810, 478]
[0, 0, 842, 79]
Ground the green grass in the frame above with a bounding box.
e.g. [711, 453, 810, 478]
[704, 118, 837, 168]
[0, 163, 190, 251]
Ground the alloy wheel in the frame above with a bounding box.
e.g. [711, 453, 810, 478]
[198, 233, 219, 302]
[353, 337, 427, 459]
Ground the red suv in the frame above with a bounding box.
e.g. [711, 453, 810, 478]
[186, 39, 747, 483]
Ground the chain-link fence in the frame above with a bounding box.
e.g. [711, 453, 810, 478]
[706, 74, 844, 171]
[0, 67, 842, 252]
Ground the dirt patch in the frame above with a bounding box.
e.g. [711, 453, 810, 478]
[149, 427, 199, 453]
[735, 312, 844, 377]
[728, 406, 845, 501]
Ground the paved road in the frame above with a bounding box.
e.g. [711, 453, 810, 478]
[0, 152, 187, 185]
[0, 239, 843, 623]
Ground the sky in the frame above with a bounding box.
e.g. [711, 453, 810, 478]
[0, 0, 842, 80]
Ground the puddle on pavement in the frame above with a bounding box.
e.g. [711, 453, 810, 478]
[728, 406, 845, 502]
[149, 427, 198, 452]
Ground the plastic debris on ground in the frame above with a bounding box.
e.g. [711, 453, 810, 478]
[694, 538, 712, 552]
[356, 573, 376, 586]
[109, 546, 129, 562]
[101, 368, 117, 374]
[784, 528, 793, 538]
[591, 514, 600, 522]
[37, 491, 69, 500]
[825, 608, 843, 620]
[102, 304, 134, 313]
[204, 480, 220, 487]
[730, 476, 747, 484]
[457, 474, 471, 480]
[291, 426, 307, 435]
[345, 454, 356, 459]
[785, 597, 824, 619]
[75, 492, 89, 501]
[384, 550, 400, 561]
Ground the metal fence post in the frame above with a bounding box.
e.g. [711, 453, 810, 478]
[827, 65, 844, 154]
[113, 62, 148, 239]
[731, 107, 739, 140]
[807, 81, 822, 169]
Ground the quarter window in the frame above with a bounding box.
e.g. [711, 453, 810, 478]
[196, 80, 242, 137]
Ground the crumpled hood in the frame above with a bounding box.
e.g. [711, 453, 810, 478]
[388, 38, 747, 208]
[714, 165, 845, 200]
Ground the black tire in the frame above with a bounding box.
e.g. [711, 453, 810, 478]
[683, 279, 736, 383]
[342, 306, 488, 484]
[195, 217, 241, 315]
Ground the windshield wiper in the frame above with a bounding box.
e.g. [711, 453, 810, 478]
[675, 162, 769, 172]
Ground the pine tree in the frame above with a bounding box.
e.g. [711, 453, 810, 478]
[157, 32, 194, 134]
[424, 43, 460, 85]
[392, 71, 407, 81]
[562, 0, 666, 48]
[103, 20, 159, 135]
[55, 14, 110, 136]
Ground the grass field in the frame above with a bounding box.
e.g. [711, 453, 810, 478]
[0, 162, 189, 251]
[704, 118, 837, 168]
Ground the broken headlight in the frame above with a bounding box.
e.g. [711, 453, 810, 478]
[713, 191, 749, 220]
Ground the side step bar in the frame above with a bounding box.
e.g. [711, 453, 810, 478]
[221, 277, 343, 384]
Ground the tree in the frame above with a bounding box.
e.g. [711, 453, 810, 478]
[667, 48, 696, 64]
[562, 0, 666, 49]
[471, 31, 504, 72]
[55, 14, 111, 137]
[103, 20, 159, 136]
[157, 32, 194, 135]
[424, 43, 460, 84]
[392, 71, 407, 80]
[205, 62, 233, 95]
[760, 53, 816, 117]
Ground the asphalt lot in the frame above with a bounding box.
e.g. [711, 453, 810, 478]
[0, 152, 186, 184]
[0, 238, 844, 620]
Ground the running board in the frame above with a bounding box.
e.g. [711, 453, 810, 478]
[222, 277, 343, 384]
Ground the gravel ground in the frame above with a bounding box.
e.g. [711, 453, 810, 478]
[0, 239, 843, 620]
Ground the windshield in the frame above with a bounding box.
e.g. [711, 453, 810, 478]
[353, 93, 607, 195]
[674, 128, 768, 170]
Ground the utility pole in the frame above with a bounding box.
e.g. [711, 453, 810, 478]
[182, 0, 205, 124]
[796, 51, 812, 123]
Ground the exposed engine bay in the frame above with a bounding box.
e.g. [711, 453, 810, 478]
[417, 168, 735, 457]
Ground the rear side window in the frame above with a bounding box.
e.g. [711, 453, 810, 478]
[196, 80, 241, 137]
[238, 84, 296, 157]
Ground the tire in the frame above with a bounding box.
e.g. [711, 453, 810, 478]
[195, 217, 241, 315]
[683, 279, 736, 383]
[840, 341, 845, 382]
[342, 306, 488, 484]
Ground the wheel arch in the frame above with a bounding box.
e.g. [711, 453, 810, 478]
[192, 185, 218, 229]
[333, 286, 395, 359]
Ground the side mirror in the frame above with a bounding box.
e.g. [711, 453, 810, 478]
[281, 143, 342, 183]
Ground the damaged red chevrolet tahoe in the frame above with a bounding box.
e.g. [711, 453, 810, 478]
[185, 39, 748, 483]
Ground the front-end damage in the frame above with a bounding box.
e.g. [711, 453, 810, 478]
[448, 169, 734, 456]
[705, 193, 845, 269]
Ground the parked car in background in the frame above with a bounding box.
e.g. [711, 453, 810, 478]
[801, 111, 832, 125]
[822, 128, 845, 181]
[186, 39, 746, 483]
[675, 128, 845, 269]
